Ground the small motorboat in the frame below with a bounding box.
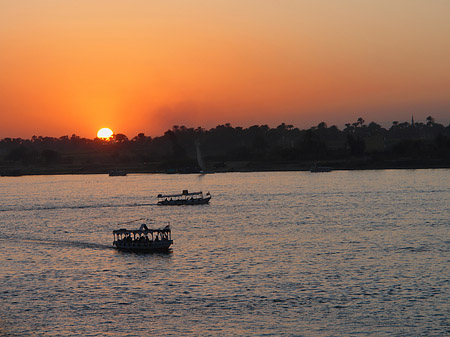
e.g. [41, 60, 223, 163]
[157, 190, 211, 205]
[113, 223, 173, 252]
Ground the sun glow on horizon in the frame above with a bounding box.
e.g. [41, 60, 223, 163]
[0, 2, 450, 138]
[97, 127, 113, 139]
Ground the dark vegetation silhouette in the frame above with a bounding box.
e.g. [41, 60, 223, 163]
[1, 117, 449, 175]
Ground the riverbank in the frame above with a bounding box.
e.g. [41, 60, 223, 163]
[1, 158, 449, 176]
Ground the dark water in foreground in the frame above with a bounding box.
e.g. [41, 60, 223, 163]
[0, 170, 449, 336]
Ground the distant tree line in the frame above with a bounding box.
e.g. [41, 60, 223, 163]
[1, 116, 449, 174]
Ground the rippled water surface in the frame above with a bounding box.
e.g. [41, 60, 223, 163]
[0, 170, 449, 336]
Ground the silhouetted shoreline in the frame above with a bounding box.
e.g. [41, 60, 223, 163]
[2, 117, 449, 176]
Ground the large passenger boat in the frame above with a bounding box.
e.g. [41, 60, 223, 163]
[157, 190, 211, 205]
[113, 223, 172, 252]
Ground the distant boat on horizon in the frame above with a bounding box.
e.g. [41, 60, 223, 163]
[310, 164, 332, 173]
[1, 169, 22, 177]
[109, 170, 127, 176]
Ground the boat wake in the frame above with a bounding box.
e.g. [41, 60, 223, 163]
[0, 234, 112, 250]
[0, 202, 158, 213]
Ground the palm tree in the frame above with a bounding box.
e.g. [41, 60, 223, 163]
[357, 117, 365, 126]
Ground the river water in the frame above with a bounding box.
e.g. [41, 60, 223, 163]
[0, 170, 449, 336]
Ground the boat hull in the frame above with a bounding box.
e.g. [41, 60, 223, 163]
[113, 240, 173, 252]
[157, 196, 211, 205]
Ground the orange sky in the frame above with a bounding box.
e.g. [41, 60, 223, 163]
[1, 0, 449, 138]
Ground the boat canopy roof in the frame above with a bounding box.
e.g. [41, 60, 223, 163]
[157, 190, 205, 198]
[113, 223, 170, 235]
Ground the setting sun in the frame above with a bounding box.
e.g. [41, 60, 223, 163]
[97, 127, 113, 139]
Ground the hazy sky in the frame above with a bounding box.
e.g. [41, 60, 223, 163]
[1, 0, 449, 138]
